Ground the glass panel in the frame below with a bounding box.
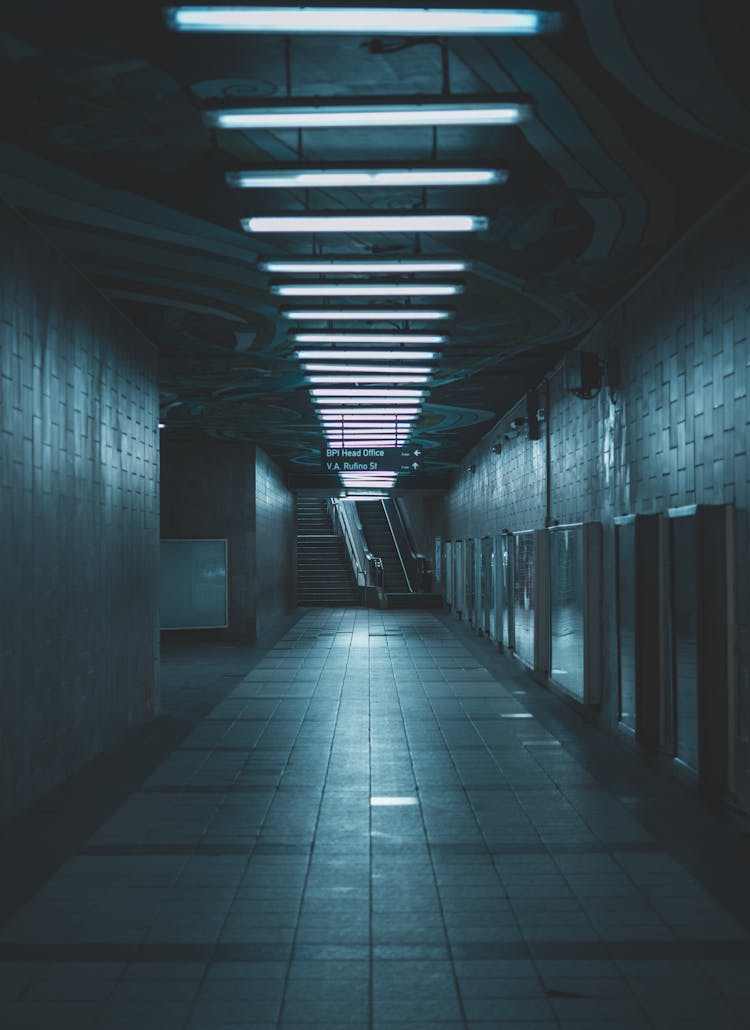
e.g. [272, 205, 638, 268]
[445, 542, 453, 605]
[549, 526, 585, 699]
[616, 522, 637, 730]
[513, 532, 535, 664]
[160, 539, 228, 629]
[671, 516, 699, 771]
[474, 538, 482, 628]
[465, 539, 474, 623]
[454, 540, 463, 613]
[501, 534, 513, 648]
[482, 537, 493, 635]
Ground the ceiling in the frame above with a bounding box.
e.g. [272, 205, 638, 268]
[2, 1, 749, 489]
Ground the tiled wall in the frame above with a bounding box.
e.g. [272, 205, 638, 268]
[0, 202, 159, 823]
[255, 446, 295, 639]
[160, 440, 256, 640]
[439, 177, 750, 802]
[160, 441, 295, 641]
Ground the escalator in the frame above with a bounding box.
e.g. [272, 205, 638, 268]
[355, 501, 441, 608]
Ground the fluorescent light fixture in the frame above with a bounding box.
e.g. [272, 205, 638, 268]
[342, 493, 390, 499]
[209, 99, 530, 131]
[320, 417, 416, 423]
[305, 364, 432, 374]
[243, 214, 487, 233]
[322, 423, 416, 430]
[326, 432, 410, 438]
[324, 423, 413, 430]
[328, 440, 409, 446]
[167, 8, 562, 36]
[273, 283, 462, 297]
[266, 260, 466, 275]
[229, 168, 507, 188]
[314, 398, 422, 406]
[298, 351, 436, 361]
[309, 375, 428, 384]
[319, 408, 420, 416]
[283, 309, 453, 321]
[292, 333, 447, 344]
[312, 388, 424, 398]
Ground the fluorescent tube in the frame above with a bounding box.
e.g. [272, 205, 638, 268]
[314, 397, 423, 405]
[244, 214, 487, 233]
[320, 415, 417, 422]
[292, 333, 447, 344]
[167, 8, 561, 36]
[309, 375, 429, 384]
[266, 260, 466, 274]
[319, 408, 420, 416]
[283, 309, 453, 321]
[209, 100, 530, 131]
[298, 351, 436, 361]
[312, 388, 424, 398]
[229, 168, 507, 188]
[273, 283, 462, 297]
[305, 364, 431, 374]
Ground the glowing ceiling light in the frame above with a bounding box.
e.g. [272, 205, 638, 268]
[283, 309, 453, 321]
[208, 100, 530, 132]
[298, 350, 436, 361]
[319, 407, 420, 416]
[229, 168, 507, 188]
[292, 333, 447, 344]
[309, 375, 428, 385]
[320, 416, 417, 423]
[314, 397, 422, 406]
[166, 8, 561, 36]
[243, 214, 487, 233]
[265, 260, 466, 275]
[273, 283, 462, 297]
[312, 388, 424, 398]
[332, 443, 409, 449]
[305, 364, 431, 374]
[326, 431, 410, 437]
[327, 430, 412, 438]
[327, 433, 410, 439]
[324, 422, 413, 429]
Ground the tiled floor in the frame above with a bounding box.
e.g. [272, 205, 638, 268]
[2, 608, 750, 1028]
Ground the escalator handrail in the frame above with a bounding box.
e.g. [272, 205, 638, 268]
[381, 500, 413, 593]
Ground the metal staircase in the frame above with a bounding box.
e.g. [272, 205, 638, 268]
[295, 497, 359, 606]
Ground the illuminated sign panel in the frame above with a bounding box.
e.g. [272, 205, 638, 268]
[322, 446, 422, 472]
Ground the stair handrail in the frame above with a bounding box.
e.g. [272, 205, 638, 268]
[381, 499, 415, 593]
[329, 498, 367, 587]
[333, 499, 389, 601]
[389, 498, 433, 592]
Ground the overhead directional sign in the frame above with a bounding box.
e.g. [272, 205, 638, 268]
[322, 446, 422, 472]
